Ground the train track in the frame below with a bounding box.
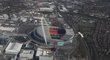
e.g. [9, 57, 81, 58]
[93, 20, 110, 60]
[60, 11, 110, 60]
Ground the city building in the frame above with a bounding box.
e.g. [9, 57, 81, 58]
[36, 48, 46, 56]
[36, 48, 53, 60]
[0, 27, 15, 32]
[0, 14, 9, 20]
[5, 42, 23, 54]
[39, 56, 53, 60]
[19, 49, 35, 60]
[39, 8, 54, 12]
[58, 5, 68, 12]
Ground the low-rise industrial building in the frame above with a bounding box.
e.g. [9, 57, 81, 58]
[19, 49, 35, 60]
[39, 56, 53, 60]
[39, 8, 54, 12]
[5, 42, 23, 54]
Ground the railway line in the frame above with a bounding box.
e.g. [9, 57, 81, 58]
[59, 11, 110, 60]
[53, 1, 110, 60]
[93, 20, 110, 60]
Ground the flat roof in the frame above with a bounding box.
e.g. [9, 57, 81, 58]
[36, 48, 48, 56]
[0, 26, 15, 32]
[39, 56, 53, 60]
[5, 42, 23, 54]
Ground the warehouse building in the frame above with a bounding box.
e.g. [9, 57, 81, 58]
[5, 42, 23, 54]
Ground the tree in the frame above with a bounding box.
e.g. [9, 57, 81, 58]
[1, 0, 27, 13]
[14, 36, 28, 42]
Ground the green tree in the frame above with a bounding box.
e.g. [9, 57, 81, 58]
[14, 36, 28, 42]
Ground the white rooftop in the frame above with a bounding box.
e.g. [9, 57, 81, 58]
[0, 14, 9, 20]
[18, 58, 27, 60]
[19, 50, 34, 59]
[0, 26, 15, 32]
[39, 56, 53, 60]
[65, 29, 74, 35]
[36, 48, 48, 56]
[5, 42, 23, 54]
[39, 8, 54, 12]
